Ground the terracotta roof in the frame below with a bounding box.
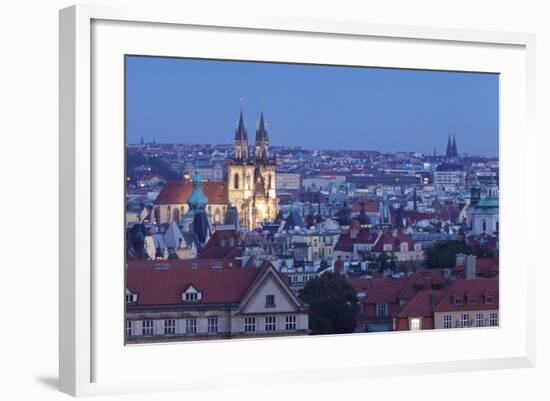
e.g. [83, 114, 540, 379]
[363, 277, 407, 304]
[334, 229, 379, 252]
[126, 266, 262, 305]
[433, 278, 499, 313]
[397, 269, 446, 300]
[198, 246, 243, 260]
[155, 180, 228, 205]
[395, 290, 446, 318]
[372, 231, 416, 252]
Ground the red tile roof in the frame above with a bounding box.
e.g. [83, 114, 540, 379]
[397, 269, 446, 300]
[155, 180, 228, 205]
[395, 290, 446, 318]
[334, 229, 379, 252]
[126, 267, 262, 305]
[363, 277, 408, 304]
[372, 231, 416, 252]
[433, 278, 499, 313]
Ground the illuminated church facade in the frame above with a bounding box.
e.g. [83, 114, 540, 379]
[153, 110, 278, 230]
[228, 111, 278, 229]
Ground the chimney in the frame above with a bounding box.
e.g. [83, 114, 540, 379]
[466, 255, 477, 279]
[455, 253, 466, 267]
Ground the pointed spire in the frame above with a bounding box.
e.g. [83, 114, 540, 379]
[235, 110, 248, 141]
[452, 135, 458, 157]
[255, 111, 269, 161]
[446, 135, 452, 158]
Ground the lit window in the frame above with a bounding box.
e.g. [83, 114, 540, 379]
[142, 320, 154, 336]
[460, 314, 470, 328]
[208, 317, 218, 333]
[490, 313, 498, 326]
[285, 315, 296, 330]
[164, 319, 175, 335]
[443, 315, 452, 329]
[475, 314, 484, 327]
[265, 316, 276, 331]
[244, 317, 256, 332]
[376, 303, 388, 317]
[410, 318, 421, 331]
[185, 318, 197, 334]
[265, 295, 275, 307]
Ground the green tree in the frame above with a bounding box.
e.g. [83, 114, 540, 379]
[299, 272, 359, 335]
[424, 240, 472, 268]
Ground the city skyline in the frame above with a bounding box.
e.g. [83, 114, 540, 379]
[126, 56, 499, 157]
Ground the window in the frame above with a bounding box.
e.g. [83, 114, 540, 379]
[185, 292, 198, 301]
[126, 320, 132, 337]
[244, 317, 256, 332]
[410, 318, 421, 331]
[460, 314, 470, 328]
[185, 318, 197, 334]
[475, 313, 484, 327]
[265, 316, 276, 331]
[265, 294, 275, 308]
[234, 173, 239, 189]
[467, 296, 477, 305]
[443, 315, 452, 329]
[164, 319, 176, 335]
[453, 296, 463, 305]
[207, 317, 218, 333]
[125, 293, 136, 303]
[142, 320, 154, 336]
[485, 295, 494, 305]
[490, 313, 498, 326]
[285, 315, 296, 330]
[376, 303, 388, 317]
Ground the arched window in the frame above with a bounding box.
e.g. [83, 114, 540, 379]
[173, 208, 180, 223]
[234, 173, 239, 189]
[268, 174, 272, 190]
[214, 208, 221, 223]
[482, 220, 487, 232]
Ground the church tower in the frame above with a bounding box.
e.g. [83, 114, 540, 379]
[227, 109, 278, 229]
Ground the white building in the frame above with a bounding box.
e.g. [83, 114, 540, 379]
[126, 263, 309, 342]
[434, 163, 466, 192]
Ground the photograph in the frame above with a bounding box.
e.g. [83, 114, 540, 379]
[124, 55, 499, 343]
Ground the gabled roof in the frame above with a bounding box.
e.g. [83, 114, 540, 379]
[395, 290, 446, 318]
[126, 266, 261, 306]
[372, 231, 416, 252]
[155, 180, 228, 205]
[433, 278, 499, 313]
[363, 277, 408, 304]
[334, 228, 379, 252]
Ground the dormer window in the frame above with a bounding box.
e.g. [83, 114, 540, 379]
[485, 295, 494, 305]
[182, 285, 202, 302]
[453, 293, 463, 305]
[125, 288, 137, 304]
[467, 295, 477, 305]
[265, 294, 276, 307]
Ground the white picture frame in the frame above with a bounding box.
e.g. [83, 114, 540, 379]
[59, 4, 536, 397]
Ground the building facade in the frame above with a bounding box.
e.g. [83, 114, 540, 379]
[227, 111, 278, 229]
[126, 264, 309, 342]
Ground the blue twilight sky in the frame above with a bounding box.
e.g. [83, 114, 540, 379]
[125, 56, 499, 157]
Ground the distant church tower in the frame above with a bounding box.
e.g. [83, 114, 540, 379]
[445, 135, 459, 159]
[227, 110, 278, 229]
